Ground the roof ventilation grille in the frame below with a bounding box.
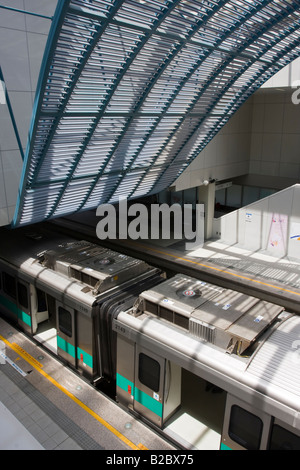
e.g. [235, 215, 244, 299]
[190, 318, 216, 344]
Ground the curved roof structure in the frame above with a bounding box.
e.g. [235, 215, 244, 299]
[13, 0, 300, 226]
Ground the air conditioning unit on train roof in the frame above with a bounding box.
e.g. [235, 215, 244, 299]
[137, 274, 284, 354]
[40, 240, 152, 294]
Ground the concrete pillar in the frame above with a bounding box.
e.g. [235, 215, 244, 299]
[198, 181, 216, 240]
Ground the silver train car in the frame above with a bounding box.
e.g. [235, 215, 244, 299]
[0, 227, 300, 450]
[115, 275, 300, 450]
[0, 227, 161, 388]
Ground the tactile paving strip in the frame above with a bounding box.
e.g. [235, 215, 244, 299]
[0, 364, 103, 450]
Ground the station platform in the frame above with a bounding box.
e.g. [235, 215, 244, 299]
[0, 317, 175, 451]
[52, 212, 300, 315]
[120, 237, 300, 313]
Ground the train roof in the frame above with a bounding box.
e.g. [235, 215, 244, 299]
[247, 315, 300, 403]
[40, 238, 152, 295]
[137, 274, 284, 354]
[0, 227, 156, 305]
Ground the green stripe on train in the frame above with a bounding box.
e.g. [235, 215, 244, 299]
[0, 294, 31, 327]
[57, 336, 93, 369]
[57, 335, 76, 358]
[117, 373, 134, 394]
[116, 373, 163, 417]
[77, 346, 93, 369]
[0, 296, 93, 368]
[220, 443, 232, 450]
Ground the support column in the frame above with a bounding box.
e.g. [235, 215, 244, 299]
[198, 181, 216, 240]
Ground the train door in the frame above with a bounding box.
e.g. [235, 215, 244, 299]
[32, 288, 58, 354]
[221, 395, 272, 450]
[56, 301, 77, 368]
[1, 270, 18, 324]
[31, 287, 49, 334]
[133, 345, 181, 428]
[16, 280, 31, 334]
[0, 271, 31, 333]
[164, 369, 227, 450]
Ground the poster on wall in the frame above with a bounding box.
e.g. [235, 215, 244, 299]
[267, 213, 288, 255]
[290, 223, 300, 242]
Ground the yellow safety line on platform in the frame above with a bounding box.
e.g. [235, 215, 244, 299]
[131, 242, 300, 298]
[0, 334, 144, 451]
[12, 343, 44, 368]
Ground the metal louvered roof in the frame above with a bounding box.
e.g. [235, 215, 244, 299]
[13, 0, 300, 226]
[247, 315, 300, 401]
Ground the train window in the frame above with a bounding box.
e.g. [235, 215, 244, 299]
[37, 289, 47, 312]
[3, 273, 16, 300]
[17, 283, 28, 309]
[229, 405, 263, 450]
[269, 424, 300, 450]
[58, 307, 72, 337]
[138, 353, 160, 392]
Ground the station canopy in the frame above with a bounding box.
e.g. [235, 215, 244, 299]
[13, 0, 300, 226]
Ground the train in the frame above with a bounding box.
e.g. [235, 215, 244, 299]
[0, 225, 300, 450]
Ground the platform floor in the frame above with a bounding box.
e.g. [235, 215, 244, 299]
[0, 317, 175, 451]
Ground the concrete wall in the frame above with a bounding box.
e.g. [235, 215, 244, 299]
[213, 185, 300, 261]
[0, 0, 57, 226]
[249, 88, 300, 185]
[174, 98, 253, 192]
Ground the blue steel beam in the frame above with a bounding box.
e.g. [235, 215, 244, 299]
[13, 0, 71, 226]
[0, 5, 54, 20]
[0, 67, 25, 162]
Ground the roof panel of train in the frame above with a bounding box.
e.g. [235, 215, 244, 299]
[246, 315, 300, 402]
[137, 274, 284, 354]
[139, 274, 224, 315]
[0, 227, 156, 307]
[40, 239, 154, 294]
